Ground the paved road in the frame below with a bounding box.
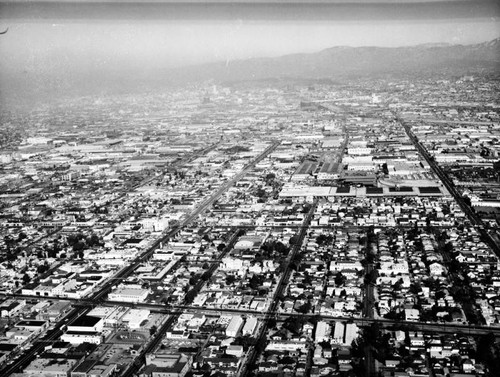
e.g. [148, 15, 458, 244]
[118, 142, 281, 377]
[240, 199, 318, 377]
[121, 229, 242, 377]
[362, 230, 376, 320]
[0, 306, 88, 375]
[232, 224, 458, 231]
[0, 141, 277, 377]
[396, 115, 500, 257]
[6, 291, 500, 338]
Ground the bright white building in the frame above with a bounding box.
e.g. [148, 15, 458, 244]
[108, 286, 150, 304]
[315, 321, 331, 343]
[122, 309, 150, 329]
[332, 322, 345, 344]
[225, 315, 244, 337]
[242, 316, 258, 336]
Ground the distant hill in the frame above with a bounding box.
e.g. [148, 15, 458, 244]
[166, 38, 500, 84]
[1, 39, 499, 110]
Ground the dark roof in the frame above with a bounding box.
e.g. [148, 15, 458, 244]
[389, 187, 413, 192]
[336, 187, 351, 194]
[70, 315, 102, 327]
[16, 320, 46, 327]
[52, 341, 71, 349]
[72, 342, 98, 355]
[71, 359, 97, 373]
[296, 161, 317, 175]
[319, 162, 339, 174]
[0, 343, 17, 351]
[65, 330, 100, 335]
[123, 238, 143, 245]
[419, 187, 441, 194]
[0, 301, 21, 311]
[366, 187, 383, 195]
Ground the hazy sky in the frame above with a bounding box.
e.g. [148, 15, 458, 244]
[0, 0, 499, 107]
[1, 1, 499, 65]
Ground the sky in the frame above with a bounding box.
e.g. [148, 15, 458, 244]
[0, 0, 498, 65]
[0, 0, 499, 107]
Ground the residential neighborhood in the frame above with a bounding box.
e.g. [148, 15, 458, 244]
[1, 75, 500, 377]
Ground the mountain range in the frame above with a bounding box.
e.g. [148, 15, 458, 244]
[1, 39, 499, 109]
[166, 38, 500, 85]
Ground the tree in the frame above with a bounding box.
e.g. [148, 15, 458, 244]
[22, 273, 30, 285]
[476, 332, 496, 364]
[274, 241, 288, 255]
[463, 196, 472, 206]
[392, 278, 404, 291]
[47, 248, 57, 259]
[334, 272, 346, 286]
[149, 325, 158, 336]
[249, 274, 263, 290]
[255, 188, 266, 198]
[185, 289, 197, 304]
[296, 300, 312, 314]
[303, 273, 312, 286]
[409, 283, 422, 295]
[316, 234, 333, 246]
[189, 276, 198, 285]
[3, 235, 15, 251]
[73, 240, 85, 252]
[282, 316, 304, 335]
[67, 233, 81, 246]
[435, 290, 446, 300]
[225, 275, 236, 285]
[37, 263, 49, 274]
[255, 334, 267, 354]
[265, 172, 276, 181]
[443, 241, 454, 253]
[233, 335, 256, 349]
[87, 233, 102, 247]
[289, 234, 300, 246]
[384, 308, 403, 321]
[362, 322, 381, 346]
[280, 356, 295, 365]
[364, 270, 378, 285]
[382, 163, 389, 175]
